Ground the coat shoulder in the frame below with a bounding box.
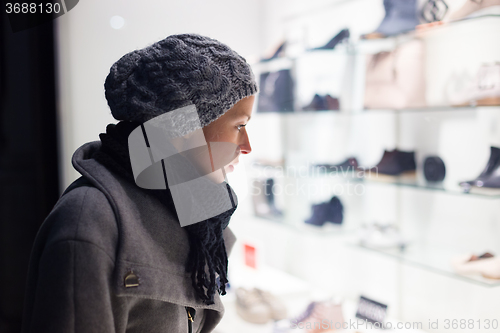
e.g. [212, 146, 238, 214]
[41, 185, 119, 262]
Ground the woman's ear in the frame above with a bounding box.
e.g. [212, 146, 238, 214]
[174, 129, 208, 153]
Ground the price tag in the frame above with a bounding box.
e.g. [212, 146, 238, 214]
[243, 243, 257, 269]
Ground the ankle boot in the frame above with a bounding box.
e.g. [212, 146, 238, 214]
[305, 196, 344, 226]
[325, 196, 343, 224]
[369, 149, 416, 176]
[363, 0, 420, 38]
[473, 160, 500, 188]
[460, 146, 500, 187]
[265, 178, 283, 217]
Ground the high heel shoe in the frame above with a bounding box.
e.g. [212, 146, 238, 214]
[261, 41, 287, 62]
[311, 29, 350, 50]
[452, 252, 500, 280]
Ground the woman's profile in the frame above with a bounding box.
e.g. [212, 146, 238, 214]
[21, 33, 258, 333]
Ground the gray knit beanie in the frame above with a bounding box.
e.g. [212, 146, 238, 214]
[104, 33, 259, 127]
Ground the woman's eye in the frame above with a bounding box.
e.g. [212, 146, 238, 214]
[237, 124, 246, 131]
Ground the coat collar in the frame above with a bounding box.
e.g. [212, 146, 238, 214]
[71, 141, 236, 313]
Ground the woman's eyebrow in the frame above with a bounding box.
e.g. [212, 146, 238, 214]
[235, 113, 251, 121]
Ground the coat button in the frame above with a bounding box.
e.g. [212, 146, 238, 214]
[124, 270, 140, 288]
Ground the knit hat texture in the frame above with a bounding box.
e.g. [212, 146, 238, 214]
[104, 34, 258, 127]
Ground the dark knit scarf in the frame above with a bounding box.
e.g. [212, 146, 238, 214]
[92, 121, 236, 305]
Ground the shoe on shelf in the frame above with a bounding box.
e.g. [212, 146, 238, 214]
[367, 149, 416, 177]
[265, 178, 284, 217]
[334, 157, 360, 171]
[311, 29, 350, 50]
[314, 157, 360, 173]
[235, 288, 273, 324]
[470, 252, 495, 261]
[302, 94, 340, 111]
[303, 94, 328, 111]
[274, 299, 344, 333]
[474, 161, 500, 188]
[261, 41, 287, 62]
[255, 288, 287, 321]
[452, 252, 500, 279]
[235, 288, 287, 324]
[305, 196, 344, 227]
[324, 94, 340, 110]
[446, 0, 500, 21]
[252, 178, 284, 221]
[362, 0, 420, 39]
[359, 223, 407, 249]
[257, 69, 295, 113]
[460, 146, 500, 188]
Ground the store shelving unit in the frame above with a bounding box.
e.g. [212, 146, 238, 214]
[361, 176, 500, 198]
[241, 212, 500, 288]
[273, 14, 500, 59]
[218, 6, 500, 332]
[355, 242, 500, 288]
[237, 10, 500, 333]
[254, 164, 500, 199]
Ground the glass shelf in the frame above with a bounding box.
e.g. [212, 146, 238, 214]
[248, 214, 359, 237]
[361, 105, 500, 113]
[255, 15, 500, 63]
[246, 216, 500, 288]
[309, 170, 500, 198]
[256, 105, 500, 115]
[355, 15, 500, 54]
[366, 106, 500, 113]
[250, 162, 363, 182]
[355, 242, 500, 288]
[250, 163, 500, 199]
[415, 14, 500, 35]
[362, 174, 500, 198]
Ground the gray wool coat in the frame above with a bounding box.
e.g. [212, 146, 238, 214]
[21, 141, 236, 333]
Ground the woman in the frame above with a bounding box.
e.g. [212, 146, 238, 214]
[21, 33, 258, 333]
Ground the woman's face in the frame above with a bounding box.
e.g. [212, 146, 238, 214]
[202, 95, 255, 179]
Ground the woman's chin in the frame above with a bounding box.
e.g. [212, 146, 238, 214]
[205, 167, 232, 184]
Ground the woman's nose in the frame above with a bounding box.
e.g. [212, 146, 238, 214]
[239, 130, 252, 154]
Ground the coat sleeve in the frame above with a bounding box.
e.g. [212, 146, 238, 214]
[22, 186, 128, 333]
[26, 239, 125, 333]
